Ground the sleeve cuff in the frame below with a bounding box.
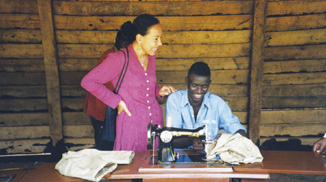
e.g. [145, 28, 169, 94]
[323, 133, 326, 138]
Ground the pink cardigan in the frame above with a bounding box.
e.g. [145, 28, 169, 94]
[81, 45, 163, 151]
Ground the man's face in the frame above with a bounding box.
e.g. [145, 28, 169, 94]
[186, 74, 211, 104]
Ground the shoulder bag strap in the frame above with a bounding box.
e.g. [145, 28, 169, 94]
[113, 47, 129, 94]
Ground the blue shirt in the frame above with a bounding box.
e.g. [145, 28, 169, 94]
[166, 90, 246, 141]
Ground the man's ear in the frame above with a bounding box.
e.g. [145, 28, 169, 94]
[136, 34, 143, 43]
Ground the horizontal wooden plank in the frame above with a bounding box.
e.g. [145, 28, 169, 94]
[0, 44, 43, 59]
[224, 97, 248, 112]
[0, 112, 90, 126]
[263, 72, 326, 86]
[0, 98, 47, 112]
[0, 85, 85, 98]
[157, 70, 249, 84]
[0, 14, 40, 29]
[260, 123, 326, 137]
[0, 71, 88, 86]
[265, 29, 326, 47]
[0, 97, 84, 112]
[233, 112, 248, 124]
[155, 30, 251, 45]
[0, 139, 50, 154]
[61, 85, 86, 97]
[0, 29, 42, 43]
[59, 58, 98, 72]
[63, 112, 90, 125]
[267, 0, 326, 16]
[263, 84, 326, 97]
[265, 44, 326, 61]
[157, 44, 250, 58]
[52, 1, 252, 16]
[63, 125, 93, 138]
[266, 14, 326, 32]
[0, 0, 38, 14]
[261, 109, 326, 124]
[262, 96, 326, 109]
[156, 57, 249, 71]
[0, 126, 50, 140]
[263, 59, 326, 74]
[52, 15, 251, 31]
[0, 86, 46, 97]
[0, 113, 48, 127]
[0, 72, 45, 86]
[0, 58, 44, 72]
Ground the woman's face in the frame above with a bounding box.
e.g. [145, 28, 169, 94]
[140, 24, 163, 56]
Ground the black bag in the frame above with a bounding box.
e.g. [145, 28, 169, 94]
[101, 48, 129, 143]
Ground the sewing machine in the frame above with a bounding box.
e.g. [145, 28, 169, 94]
[147, 122, 212, 163]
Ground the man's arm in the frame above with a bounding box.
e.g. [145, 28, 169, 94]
[235, 129, 247, 137]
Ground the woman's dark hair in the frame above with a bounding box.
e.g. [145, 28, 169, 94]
[188, 62, 211, 78]
[115, 14, 160, 50]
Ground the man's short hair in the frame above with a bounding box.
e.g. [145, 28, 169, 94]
[188, 62, 211, 77]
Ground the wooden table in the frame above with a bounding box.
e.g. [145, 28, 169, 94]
[234, 150, 326, 175]
[1, 150, 325, 182]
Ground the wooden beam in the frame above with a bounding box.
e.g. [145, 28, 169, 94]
[248, 0, 267, 144]
[37, 0, 63, 146]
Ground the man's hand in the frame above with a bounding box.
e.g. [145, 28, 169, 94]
[192, 138, 204, 150]
[117, 100, 131, 116]
[313, 138, 326, 155]
[159, 85, 177, 97]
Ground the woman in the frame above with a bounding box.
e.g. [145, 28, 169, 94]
[81, 14, 176, 151]
[84, 28, 131, 150]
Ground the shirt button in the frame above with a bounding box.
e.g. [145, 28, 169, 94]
[147, 88, 149, 90]
[146, 80, 149, 83]
[148, 106, 151, 109]
[149, 113, 152, 116]
[147, 100, 149, 103]
[146, 94, 149, 97]
[145, 73, 147, 76]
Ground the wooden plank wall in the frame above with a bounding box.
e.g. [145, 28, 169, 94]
[0, 0, 325, 154]
[260, 0, 326, 146]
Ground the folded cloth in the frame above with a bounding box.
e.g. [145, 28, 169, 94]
[55, 149, 135, 182]
[206, 133, 263, 165]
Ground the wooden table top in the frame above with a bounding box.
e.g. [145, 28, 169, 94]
[234, 150, 326, 175]
[1, 150, 325, 182]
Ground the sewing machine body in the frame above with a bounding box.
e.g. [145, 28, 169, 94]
[147, 123, 211, 163]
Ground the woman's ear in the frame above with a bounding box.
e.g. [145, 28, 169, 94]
[136, 34, 143, 44]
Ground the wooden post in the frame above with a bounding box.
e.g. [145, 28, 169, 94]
[37, 0, 63, 146]
[249, 0, 267, 144]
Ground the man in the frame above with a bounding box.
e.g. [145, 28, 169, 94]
[166, 62, 246, 149]
[313, 133, 326, 155]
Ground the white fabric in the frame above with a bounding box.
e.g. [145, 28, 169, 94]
[206, 133, 263, 165]
[55, 149, 135, 182]
[323, 133, 326, 138]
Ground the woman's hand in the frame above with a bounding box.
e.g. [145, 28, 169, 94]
[159, 85, 177, 97]
[117, 100, 131, 116]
